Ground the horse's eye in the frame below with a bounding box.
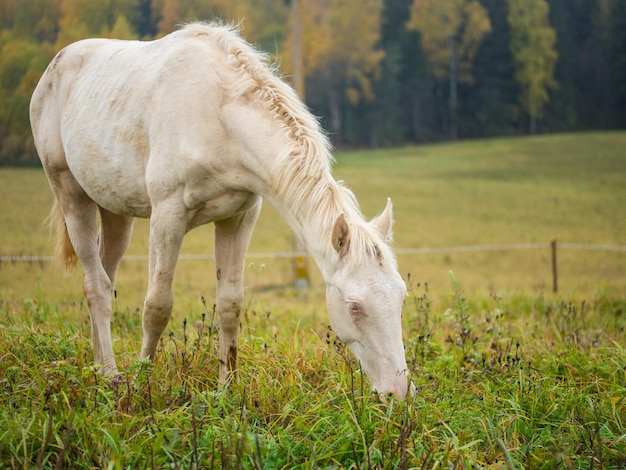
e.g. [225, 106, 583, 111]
[347, 302, 360, 314]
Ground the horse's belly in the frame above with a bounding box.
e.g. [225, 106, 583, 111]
[69, 156, 152, 217]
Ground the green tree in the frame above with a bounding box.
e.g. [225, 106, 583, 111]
[609, 0, 626, 127]
[507, 0, 557, 134]
[362, 0, 429, 146]
[407, 0, 491, 140]
[461, 0, 519, 138]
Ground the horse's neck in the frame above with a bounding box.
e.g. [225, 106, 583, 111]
[263, 174, 348, 282]
[223, 100, 350, 279]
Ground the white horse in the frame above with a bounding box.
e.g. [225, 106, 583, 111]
[30, 22, 412, 399]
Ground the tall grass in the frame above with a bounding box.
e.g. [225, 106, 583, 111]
[1, 278, 624, 468]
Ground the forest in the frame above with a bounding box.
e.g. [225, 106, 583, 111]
[0, 0, 625, 165]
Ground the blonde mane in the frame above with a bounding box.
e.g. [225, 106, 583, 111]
[181, 22, 397, 272]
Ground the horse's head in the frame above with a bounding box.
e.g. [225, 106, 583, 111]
[325, 199, 413, 400]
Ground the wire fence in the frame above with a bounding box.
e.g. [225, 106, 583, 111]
[1, 242, 625, 264]
[2, 241, 625, 293]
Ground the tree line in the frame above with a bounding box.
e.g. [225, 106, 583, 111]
[1, 0, 625, 165]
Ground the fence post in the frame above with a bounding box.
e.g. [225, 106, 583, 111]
[294, 238, 309, 289]
[551, 237, 558, 293]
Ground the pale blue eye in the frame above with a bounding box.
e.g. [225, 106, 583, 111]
[348, 302, 360, 314]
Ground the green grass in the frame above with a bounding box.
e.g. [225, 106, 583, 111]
[1, 132, 625, 467]
[1, 280, 624, 468]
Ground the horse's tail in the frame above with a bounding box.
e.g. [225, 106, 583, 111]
[50, 199, 78, 269]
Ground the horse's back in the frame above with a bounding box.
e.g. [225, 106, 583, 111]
[32, 29, 226, 146]
[31, 26, 238, 217]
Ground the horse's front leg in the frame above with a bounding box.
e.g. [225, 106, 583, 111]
[140, 201, 187, 360]
[214, 200, 262, 384]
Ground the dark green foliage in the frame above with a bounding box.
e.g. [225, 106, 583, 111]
[609, 0, 626, 127]
[461, 0, 519, 138]
[545, 0, 611, 131]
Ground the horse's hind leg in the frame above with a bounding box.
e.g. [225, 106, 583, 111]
[48, 174, 118, 374]
[214, 199, 262, 384]
[98, 207, 134, 290]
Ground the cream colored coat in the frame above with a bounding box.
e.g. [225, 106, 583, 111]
[30, 23, 412, 399]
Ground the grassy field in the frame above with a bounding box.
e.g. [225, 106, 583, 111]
[0, 132, 625, 468]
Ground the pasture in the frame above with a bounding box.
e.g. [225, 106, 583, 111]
[0, 132, 625, 467]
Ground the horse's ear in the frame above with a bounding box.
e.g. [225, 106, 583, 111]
[331, 213, 351, 257]
[371, 198, 393, 242]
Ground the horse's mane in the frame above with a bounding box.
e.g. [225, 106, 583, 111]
[181, 22, 397, 272]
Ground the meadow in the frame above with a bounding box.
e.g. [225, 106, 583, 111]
[0, 132, 625, 468]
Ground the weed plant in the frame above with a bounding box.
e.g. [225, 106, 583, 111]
[1, 275, 624, 469]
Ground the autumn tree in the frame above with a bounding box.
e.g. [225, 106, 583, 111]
[284, 0, 384, 142]
[288, 0, 304, 98]
[234, 0, 288, 51]
[156, 0, 180, 34]
[107, 14, 137, 39]
[0, 33, 53, 164]
[2, 0, 62, 43]
[0, 0, 18, 30]
[56, 0, 137, 48]
[407, 0, 490, 139]
[507, 0, 557, 134]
